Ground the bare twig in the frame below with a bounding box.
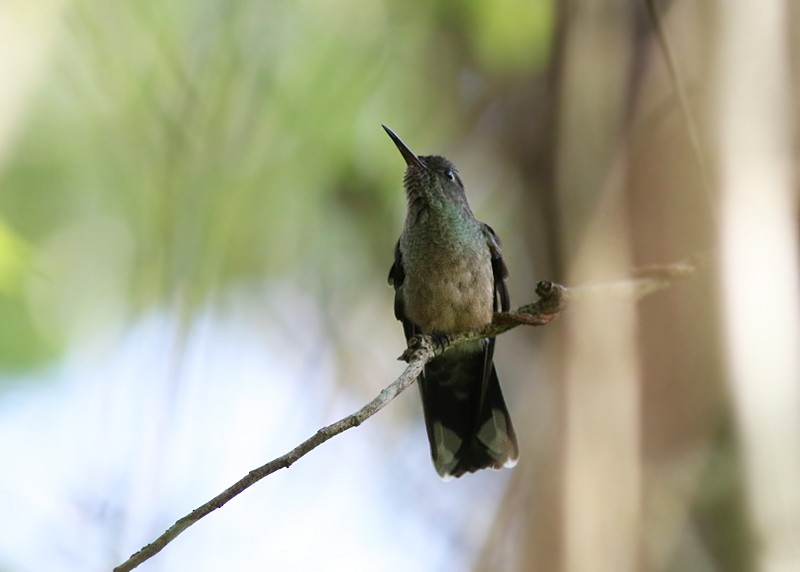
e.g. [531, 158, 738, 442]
[114, 256, 701, 572]
[113, 342, 433, 572]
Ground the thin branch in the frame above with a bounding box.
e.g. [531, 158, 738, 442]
[113, 345, 432, 572]
[114, 256, 702, 572]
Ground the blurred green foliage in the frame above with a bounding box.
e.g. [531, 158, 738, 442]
[0, 0, 552, 371]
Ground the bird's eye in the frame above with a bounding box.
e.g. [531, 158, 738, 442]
[444, 169, 455, 181]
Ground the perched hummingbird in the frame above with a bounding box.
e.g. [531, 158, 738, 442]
[383, 125, 518, 479]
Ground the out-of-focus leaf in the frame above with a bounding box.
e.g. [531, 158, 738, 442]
[467, 0, 553, 75]
[0, 221, 29, 294]
[0, 222, 57, 372]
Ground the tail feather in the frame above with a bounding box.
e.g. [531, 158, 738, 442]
[418, 339, 518, 479]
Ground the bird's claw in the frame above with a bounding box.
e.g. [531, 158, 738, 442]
[398, 335, 429, 362]
[429, 331, 451, 352]
[397, 332, 450, 362]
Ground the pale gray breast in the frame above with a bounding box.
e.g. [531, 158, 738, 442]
[401, 236, 495, 335]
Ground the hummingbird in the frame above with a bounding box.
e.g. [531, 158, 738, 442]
[383, 125, 518, 479]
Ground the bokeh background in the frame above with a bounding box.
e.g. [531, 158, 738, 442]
[1, 1, 798, 571]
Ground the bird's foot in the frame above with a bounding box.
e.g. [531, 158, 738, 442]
[429, 331, 451, 353]
[397, 332, 451, 362]
[398, 334, 433, 362]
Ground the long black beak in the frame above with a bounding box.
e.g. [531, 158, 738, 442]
[382, 125, 427, 170]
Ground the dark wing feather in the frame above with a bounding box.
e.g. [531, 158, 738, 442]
[388, 240, 418, 341]
[482, 223, 510, 312]
[478, 223, 510, 403]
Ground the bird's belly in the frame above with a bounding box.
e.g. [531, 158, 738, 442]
[403, 264, 494, 335]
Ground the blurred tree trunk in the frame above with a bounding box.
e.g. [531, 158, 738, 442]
[474, 0, 782, 570]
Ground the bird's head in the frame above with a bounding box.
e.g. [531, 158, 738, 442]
[382, 125, 470, 211]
